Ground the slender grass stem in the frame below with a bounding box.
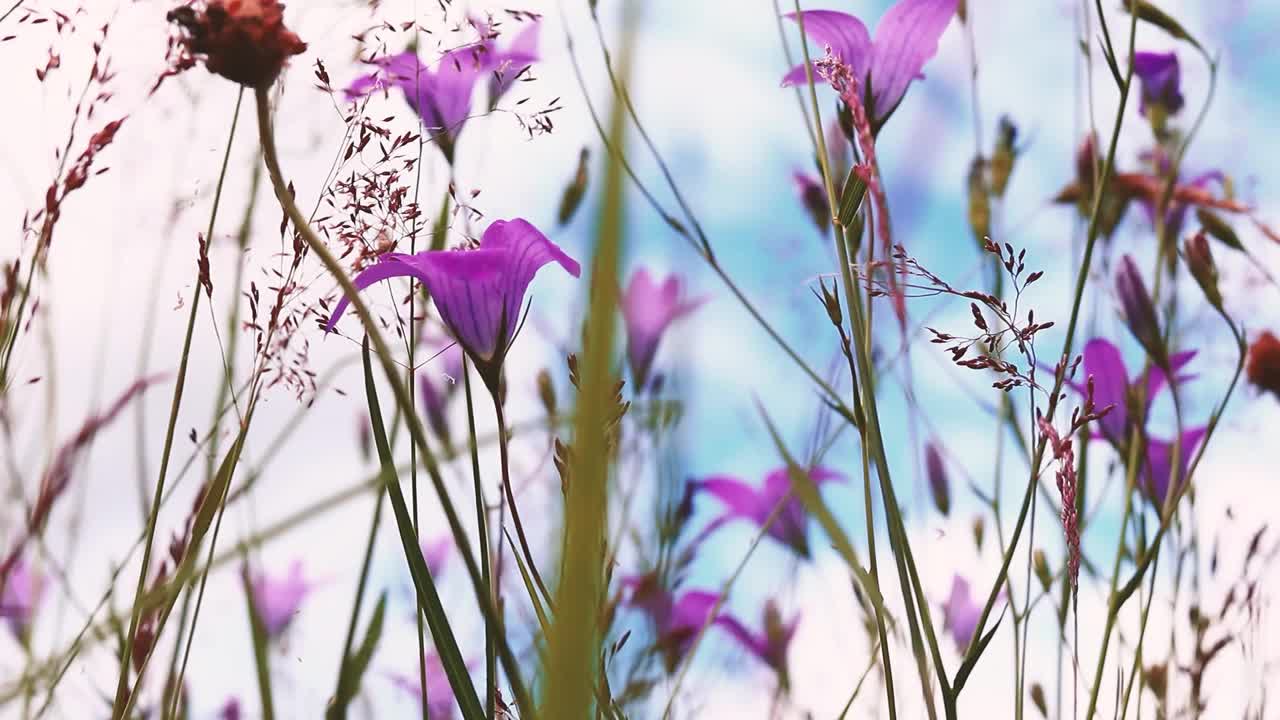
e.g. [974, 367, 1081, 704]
[463, 360, 496, 717]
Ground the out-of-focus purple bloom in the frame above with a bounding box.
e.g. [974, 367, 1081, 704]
[390, 652, 457, 719]
[793, 170, 830, 233]
[1064, 338, 1206, 505]
[941, 574, 982, 651]
[419, 339, 464, 445]
[421, 535, 452, 578]
[1115, 255, 1165, 366]
[1132, 51, 1184, 118]
[696, 466, 844, 558]
[622, 573, 720, 672]
[218, 697, 241, 720]
[324, 219, 580, 390]
[715, 599, 800, 689]
[1135, 166, 1224, 241]
[0, 556, 42, 644]
[621, 269, 706, 390]
[782, 0, 959, 126]
[251, 560, 310, 639]
[924, 441, 950, 516]
[344, 20, 539, 163]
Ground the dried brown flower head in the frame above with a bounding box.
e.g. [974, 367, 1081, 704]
[166, 0, 306, 88]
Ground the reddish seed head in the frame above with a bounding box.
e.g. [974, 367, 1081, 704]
[167, 0, 306, 88]
[1247, 331, 1280, 399]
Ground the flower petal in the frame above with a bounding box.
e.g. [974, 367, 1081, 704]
[781, 10, 872, 87]
[323, 253, 422, 333]
[1081, 338, 1131, 444]
[868, 0, 959, 119]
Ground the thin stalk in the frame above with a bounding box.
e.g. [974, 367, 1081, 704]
[463, 359, 496, 718]
[490, 395, 552, 609]
[327, 469, 386, 719]
[111, 87, 244, 717]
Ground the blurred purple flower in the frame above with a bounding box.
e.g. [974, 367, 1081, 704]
[622, 573, 720, 672]
[421, 535, 452, 578]
[419, 339, 464, 445]
[251, 560, 310, 639]
[324, 219, 580, 390]
[218, 697, 241, 720]
[793, 170, 830, 233]
[941, 574, 982, 651]
[696, 466, 844, 558]
[715, 599, 800, 689]
[390, 652, 457, 719]
[782, 0, 959, 126]
[924, 441, 950, 516]
[621, 268, 706, 390]
[1115, 255, 1165, 366]
[1064, 338, 1206, 505]
[1132, 51, 1184, 117]
[344, 19, 539, 163]
[1135, 167, 1225, 241]
[0, 556, 42, 643]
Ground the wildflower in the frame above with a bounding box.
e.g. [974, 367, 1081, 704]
[941, 574, 982, 650]
[622, 574, 720, 672]
[696, 466, 844, 558]
[0, 556, 42, 645]
[165, 0, 307, 88]
[419, 339, 464, 448]
[716, 600, 800, 690]
[1115, 255, 1166, 367]
[323, 219, 580, 392]
[794, 170, 830, 233]
[219, 697, 241, 720]
[1063, 338, 1206, 505]
[782, 0, 960, 128]
[620, 269, 706, 391]
[1183, 230, 1223, 309]
[1038, 417, 1079, 587]
[345, 19, 540, 163]
[390, 652, 456, 719]
[421, 535, 451, 578]
[923, 442, 950, 516]
[250, 560, 310, 638]
[1247, 331, 1280, 399]
[1132, 51, 1184, 129]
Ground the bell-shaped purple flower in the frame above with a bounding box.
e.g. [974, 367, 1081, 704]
[251, 560, 310, 639]
[390, 652, 457, 719]
[1132, 51, 1184, 118]
[621, 269, 706, 391]
[622, 573, 720, 673]
[715, 599, 800, 689]
[324, 219, 580, 391]
[345, 20, 540, 163]
[696, 466, 844, 558]
[941, 574, 982, 651]
[782, 0, 959, 126]
[0, 556, 42, 644]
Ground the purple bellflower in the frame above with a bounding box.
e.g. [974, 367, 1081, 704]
[696, 466, 844, 558]
[942, 574, 983, 651]
[621, 268, 706, 391]
[0, 556, 42, 644]
[251, 560, 311, 639]
[345, 19, 539, 163]
[390, 652, 457, 719]
[1064, 338, 1206, 505]
[1132, 51, 1184, 120]
[622, 573, 721, 672]
[419, 338, 464, 446]
[715, 599, 800, 690]
[782, 0, 959, 128]
[324, 219, 580, 392]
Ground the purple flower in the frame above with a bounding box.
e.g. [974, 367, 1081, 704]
[421, 535, 452, 578]
[218, 697, 241, 720]
[622, 573, 720, 672]
[782, 0, 959, 126]
[1132, 51, 1184, 118]
[324, 219, 580, 390]
[419, 338, 464, 445]
[251, 560, 310, 639]
[345, 20, 540, 163]
[696, 466, 844, 558]
[1115, 255, 1165, 366]
[793, 170, 830, 233]
[715, 599, 800, 689]
[1064, 338, 1207, 504]
[0, 556, 42, 644]
[924, 442, 950, 516]
[941, 574, 982, 651]
[390, 652, 457, 719]
[621, 269, 706, 390]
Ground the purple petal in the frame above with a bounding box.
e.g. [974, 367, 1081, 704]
[1132, 51, 1184, 115]
[1144, 426, 1207, 504]
[868, 0, 959, 119]
[715, 613, 769, 661]
[0, 557, 42, 641]
[699, 475, 762, 519]
[781, 10, 872, 88]
[252, 560, 310, 638]
[1080, 338, 1132, 444]
[323, 253, 422, 332]
[1144, 349, 1197, 410]
[621, 268, 705, 387]
[942, 574, 981, 650]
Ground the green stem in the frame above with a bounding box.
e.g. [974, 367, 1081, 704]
[463, 360, 496, 719]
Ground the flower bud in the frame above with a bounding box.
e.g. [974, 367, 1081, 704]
[1033, 549, 1052, 592]
[794, 171, 830, 233]
[537, 369, 557, 419]
[924, 442, 950, 516]
[557, 148, 590, 226]
[1183, 230, 1222, 309]
[1246, 331, 1280, 400]
[166, 1, 307, 89]
[990, 116, 1018, 197]
[1030, 683, 1048, 718]
[1115, 254, 1167, 368]
[967, 156, 991, 249]
[972, 515, 985, 551]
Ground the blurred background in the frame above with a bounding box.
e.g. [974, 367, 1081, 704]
[1, 0, 1278, 716]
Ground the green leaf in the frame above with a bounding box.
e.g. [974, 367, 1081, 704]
[241, 564, 276, 720]
[348, 592, 387, 693]
[1196, 208, 1244, 251]
[1122, 0, 1205, 53]
[836, 166, 868, 228]
[362, 338, 486, 720]
[953, 606, 1006, 693]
